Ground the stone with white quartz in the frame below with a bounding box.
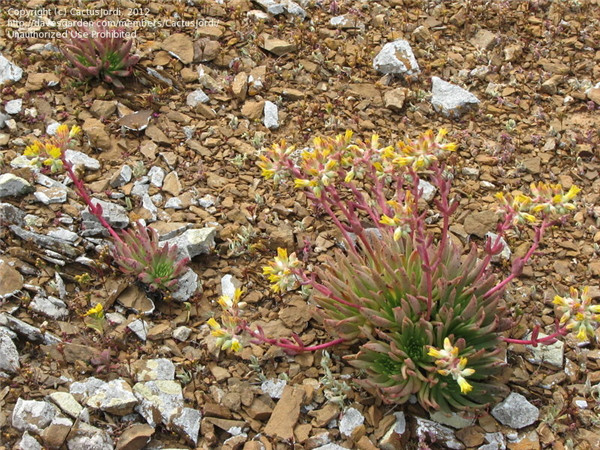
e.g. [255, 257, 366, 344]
[133, 358, 176, 382]
[0, 312, 61, 344]
[339, 407, 365, 438]
[34, 187, 68, 205]
[165, 227, 216, 260]
[170, 268, 199, 302]
[29, 295, 69, 320]
[261, 379, 287, 399]
[373, 39, 420, 75]
[431, 77, 480, 118]
[486, 232, 511, 262]
[264, 101, 279, 129]
[110, 165, 132, 188]
[82, 199, 129, 229]
[0, 328, 20, 373]
[5, 99, 22, 114]
[526, 333, 564, 368]
[15, 432, 42, 450]
[171, 407, 202, 445]
[70, 377, 106, 399]
[47, 392, 83, 419]
[415, 418, 464, 449]
[128, 319, 149, 341]
[11, 398, 57, 434]
[86, 378, 139, 416]
[186, 89, 210, 107]
[66, 422, 114, 450]
[148, 166, 165, 187]
[0, 173, 34, 198]
[173, 326, 192, 341]
[0, 53, 23, 83]
[491, 392, 539, 429]
[63, 150, 100, 170]
[133, 380, 185, 427]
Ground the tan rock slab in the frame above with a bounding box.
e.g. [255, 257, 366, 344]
[25, 73, 59, 91]
[162, 171, 182, 196]
[116, 424, 155, 450]
[261, 37, 296, 56]
[0, 258, 23, 298]
[161, 33, 194, 64]
[241, 100, 265, 119]
[264, 385, 305, 440]
[83, 118, 112, 150]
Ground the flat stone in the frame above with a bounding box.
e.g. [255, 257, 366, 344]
[486, 232, 511, 261]
[0, 173, 34, 198]
[41, 417, 73, 449]
[0, 312, 61, 344]
[133, 380, 185, 427]
[70, 377, 106, 399]
[261, 36, 296, 56]
[384, 88, 406, 111]
[471, 29, 497, 50]
[463, 211, 498, 238]
[117, 285, 155, 315]
[0, 329, 20, 373]
[373, 39, 420, 75]
[0, 53, 23, 83]
[86, 378, 139, 416]
[172, 326, 192, 341]
[171, 407, 202, 445]
[82, 117, 112, 150]
[29, 294, 69, 320]
[526, 333, 564, 367]
[162, 33, 194, 64]
[418, 179, 437, 202]
[116, 424, 155, 450]
[25, 73, 59, 91]
[63, 150, 101, 170]
[90, 100, 118, 118]
[430, 411, 475, 429]
[0, 258, 24, 299]
[232, 72, 248, 100]
[128, 319, 149, 341]
[148, 166, 165, 187]
[186, 89, 210, 107]
[264, 385, 304, 440]
[431, 77, 480, 118]
[82, 198, 129, 229]
[261, 378, 287, 398]
[132, 358, 176, 382]
[241, 100, 265, 119]
[12, 398, 56, 434]
[34, 187, 68, 204]
[162, 171, 182, 196]
[491, 392, 539, 429]
[255, 0, 285, 14]
[166, 227, 216, 260]
[47, 392, 83, 419]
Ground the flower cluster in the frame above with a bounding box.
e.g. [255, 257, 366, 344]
[381, 128, 457, 170]
[428, 338, 476, 394]
[379, 191, 415, 241]
[496, 182, 581, 225]
[262, 248, 302, 293]
[207, 288, 246, 352]
[554, 287, 600, 341]
[61, 21, 139, 88]
[23, 124, 81, 172]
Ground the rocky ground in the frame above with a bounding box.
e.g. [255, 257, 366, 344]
[1, 0, 600, 448]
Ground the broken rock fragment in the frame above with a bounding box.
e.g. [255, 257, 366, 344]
[373, 39, 420, 75]
[431, 77, 480, 118]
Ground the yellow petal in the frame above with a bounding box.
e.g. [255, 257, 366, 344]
[457, 377, 473, 394]
[207, 317, 221, 330]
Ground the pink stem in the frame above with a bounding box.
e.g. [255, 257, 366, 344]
[242, 323, 345, 353]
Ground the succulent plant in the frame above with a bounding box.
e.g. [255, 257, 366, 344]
[112, 221, 189, 292]
[61, 21, 139, 88]
[315, 229, 511, 411]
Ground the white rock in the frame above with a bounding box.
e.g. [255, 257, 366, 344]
[29, 295, 69, 320]
[11, 398, 56, 434]
[70, 377, 106, 399]
[110, 165, 132, 188]
[141, 193, 158, 221]
[373, 39, 420, 75]
[86, 378, 139, 416]
[525, 333, 564, 368]
[261, 378, 287, 398]
[0, 329, 20, 373]
[48, 228, 79, 243]
[339, 407, 365, 438]
[34, 187, 68, 205]
[186, 89, 210, 107]
[264, 101, 279, 129]
[0, 54, 23, 83]
[148, 166, 165, 187]
[0, 173, 34, 198]
[164, 197, 183, 209]
[63, 150, 100, 170]
[128, 319, 149, 341]
[133, 380, 184, 427]
[134, 358, 176, 382]
[166, 227, 216, 260]
[431, 77, 480, 118]
[170, 268, 199, 302]
[15, 432, 42, 450]
[0, 312, 61, 344]
[171, 407, 202, 445]
[221, 274, 240, 299]
[418, 179, 437, 202]
[47, 392, 83, 419]
[173, 326, 192, 341]
[255, 0, 285, 14]
[5, 99, 22, 115]
[491, 392, 539, 429]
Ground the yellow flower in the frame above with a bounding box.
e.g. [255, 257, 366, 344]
[24, 142, 42, 157]
[230, 338, 242, 352]
[207, 317, 227, 337]
[84, 303, 104, 317]
[457, 376, 473, 394]
[69, 125, 82, 137]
